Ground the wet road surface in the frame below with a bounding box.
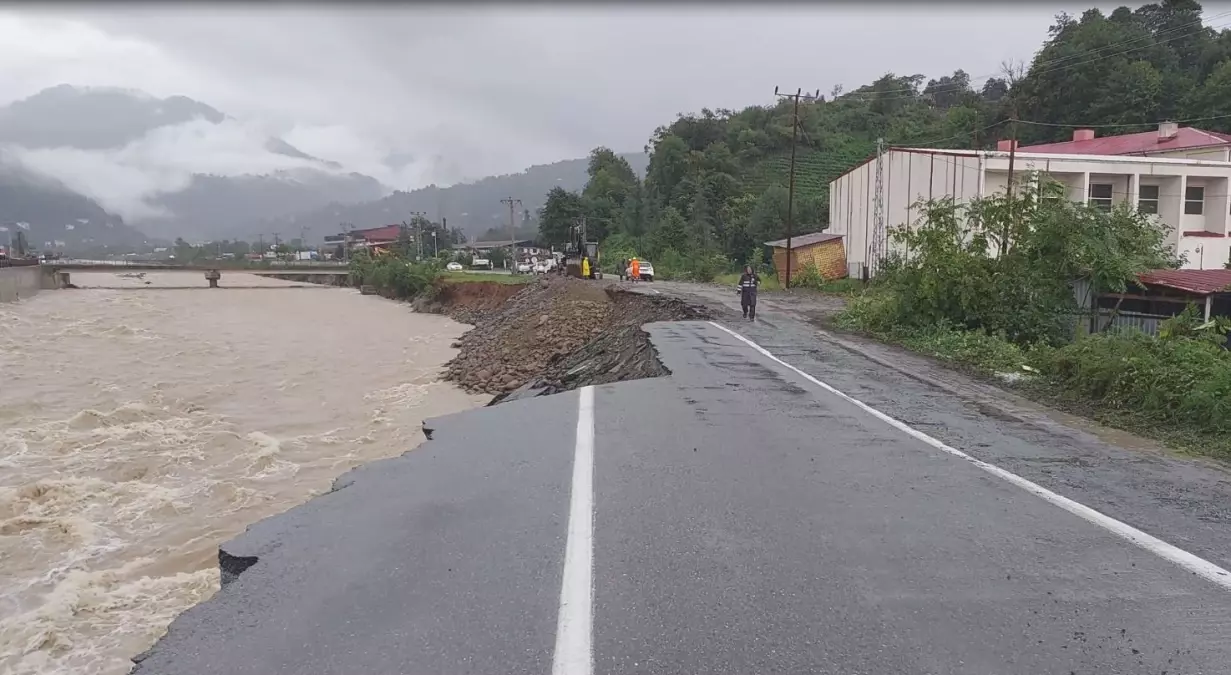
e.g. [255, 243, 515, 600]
[132, 315, 1231, 674]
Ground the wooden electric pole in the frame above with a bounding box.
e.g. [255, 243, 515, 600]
[501, 197, 522, 269]
[773, 86, 817, 289]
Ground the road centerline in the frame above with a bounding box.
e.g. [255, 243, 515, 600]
[708, 320, 1231, 592]
[552, 385, 595, 675]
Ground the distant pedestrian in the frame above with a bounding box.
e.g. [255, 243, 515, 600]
[619, 258, 627, 281]
[630, 257, 640, 283]
[737, 264, 760, 321]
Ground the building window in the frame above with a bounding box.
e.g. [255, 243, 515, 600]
[1185, 185, 1205, 215]
[1138, 184, 1160, 214]
[1088, 183, 1113, 211]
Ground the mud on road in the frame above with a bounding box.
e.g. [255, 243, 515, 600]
[630, 278, 1231, 572]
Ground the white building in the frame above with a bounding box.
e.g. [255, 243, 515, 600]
[828, 122, 1231, 278]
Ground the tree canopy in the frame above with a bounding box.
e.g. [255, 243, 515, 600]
[539, 1, 1230, 276]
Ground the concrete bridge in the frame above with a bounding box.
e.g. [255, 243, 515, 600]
[40, 259, 351, 288]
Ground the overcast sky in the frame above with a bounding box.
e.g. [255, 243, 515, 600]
[0, 3, 1221, 191]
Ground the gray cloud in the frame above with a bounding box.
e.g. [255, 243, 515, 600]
[0, 4, 1149, 194]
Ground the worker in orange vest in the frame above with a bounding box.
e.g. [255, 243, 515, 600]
[630, 257, 640, 283]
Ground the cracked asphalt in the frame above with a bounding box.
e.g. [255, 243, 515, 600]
[132, 280, 1231, 674]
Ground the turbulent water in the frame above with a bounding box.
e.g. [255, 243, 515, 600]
[0, 272, 484, 675]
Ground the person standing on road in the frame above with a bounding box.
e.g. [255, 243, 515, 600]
[619, 258, 627, 281]
[630, 257, 641, 283]
[737, 264, 760, 321]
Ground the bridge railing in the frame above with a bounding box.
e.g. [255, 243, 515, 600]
[43, 258, 349, 269]
[0, 258, 41, 268]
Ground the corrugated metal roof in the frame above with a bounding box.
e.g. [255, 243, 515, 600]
[1137, 269, 1231, 295]
[351, 225, 403, 241]
[764, 232, 842, 250]
[1018, 127, 1231, 156]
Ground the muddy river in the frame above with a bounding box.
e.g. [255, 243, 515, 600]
[0, 272, 484, 675]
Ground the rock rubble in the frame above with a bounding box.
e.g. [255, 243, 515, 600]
[435, 277, 709, 402]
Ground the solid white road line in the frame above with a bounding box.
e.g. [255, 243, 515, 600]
[708, 321, 1231, 592]
[552, 385, 595, 675]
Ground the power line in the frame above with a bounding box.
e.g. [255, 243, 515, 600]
[1016, 112, 1231, 129]
[891, 119, 1010, 149]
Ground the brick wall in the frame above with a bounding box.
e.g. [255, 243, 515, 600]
[772, 240, 848, 286]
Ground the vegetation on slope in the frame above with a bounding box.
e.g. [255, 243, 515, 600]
[537, 0, 1231, 283]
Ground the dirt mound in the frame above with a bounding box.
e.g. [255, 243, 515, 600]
[412, 281, 524, 325]
[437, 277, 709, 401]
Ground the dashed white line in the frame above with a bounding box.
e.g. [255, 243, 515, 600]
[709, 321, 1231, 592]
[552, 385, 595, 675]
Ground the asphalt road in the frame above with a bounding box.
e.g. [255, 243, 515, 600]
[134, 313, 1231, 674]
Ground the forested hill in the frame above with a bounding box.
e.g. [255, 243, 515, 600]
[537, 0, 1228, 276]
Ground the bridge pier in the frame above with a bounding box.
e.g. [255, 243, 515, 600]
[40, 268, 71, 290]
[205, 270, 221, 288]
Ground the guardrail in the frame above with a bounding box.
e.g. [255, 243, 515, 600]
[0, 258, 41, 268]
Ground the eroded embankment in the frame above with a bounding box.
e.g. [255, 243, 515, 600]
[128, 277, 709, 672]
[419, 277, 710, 402]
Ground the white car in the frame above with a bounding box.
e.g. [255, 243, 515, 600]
[446, 262, 463, 272]
[627, 261, 655, 282]
[471, 258, 493, 270]
[533, 262, 549, 274]
[516, 262, 533, 274]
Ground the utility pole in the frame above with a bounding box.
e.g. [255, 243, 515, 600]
[501, 197, 522, 270]
[773, 87, 816, 289]
[1002, 110, 1019, 258]
[407, 211, 426, 259]
[870, 137, 886, 277]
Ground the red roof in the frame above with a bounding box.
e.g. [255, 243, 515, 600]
[1019, 127, 1231, 156]
[351, 225, 402, 242]
[1137, 269, 1231, 295]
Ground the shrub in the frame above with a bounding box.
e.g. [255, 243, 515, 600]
[349, 250, 442, 299]
[1043, 330, 1231, 434]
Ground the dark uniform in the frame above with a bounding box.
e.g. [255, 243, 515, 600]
[738, 272, 760, 320]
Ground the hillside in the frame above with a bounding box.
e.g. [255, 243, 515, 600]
[0, 157, 146, 249]
[0, 85, 385, 243]
[244, 152, 649, 242]
[535, 0, 1231, 274]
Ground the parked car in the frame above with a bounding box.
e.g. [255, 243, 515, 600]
[446, 262, 464, 272]
[516, 261, 533, 274]
[471, 258, 493, 270]
[533, 262, 549, 274]
[627, 261, 655, 282]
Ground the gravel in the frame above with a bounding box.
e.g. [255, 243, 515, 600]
[433, 276, 710, 403]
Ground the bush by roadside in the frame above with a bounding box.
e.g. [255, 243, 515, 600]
[834, 182, 1231, 459]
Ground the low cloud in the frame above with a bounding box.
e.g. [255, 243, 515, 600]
[4, 117, 344, 222]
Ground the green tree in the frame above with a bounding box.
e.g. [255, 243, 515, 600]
[538, 187, 586, 244]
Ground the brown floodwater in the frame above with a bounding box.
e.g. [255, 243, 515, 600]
[0, 272, 485, 675]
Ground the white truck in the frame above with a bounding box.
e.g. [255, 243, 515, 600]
[471, 258, 494, 270]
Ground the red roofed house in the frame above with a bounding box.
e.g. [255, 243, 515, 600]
[827, 122, 1231, 278]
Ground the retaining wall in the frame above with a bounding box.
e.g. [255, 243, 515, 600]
[0, 265, 42, 302]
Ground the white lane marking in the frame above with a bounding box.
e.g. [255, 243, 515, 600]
[552, 385, 595, 675]
[708, 321, 1231, 591]
[652, 289, 661, 294]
